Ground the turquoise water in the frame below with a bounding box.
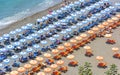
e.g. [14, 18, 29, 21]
[0, 0, 62, 29]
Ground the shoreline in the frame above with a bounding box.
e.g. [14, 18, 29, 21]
[0, 0, 65, 36]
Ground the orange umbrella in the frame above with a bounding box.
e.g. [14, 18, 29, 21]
[83, 46, 91, 50]
[70, 39, 77, 44]
[52, 49, 59, 54]
[44, 68, 52, 73]
[104, 34, 112, 38]
[37, 72, 45, 75]
[116, 14, 120, 18]
[80, 33, 87, 38]
[107, 19, 114, 24]
[98, 24, 104, 29]
[64, 42, 71, 47]
[36, 57, 44, 62]
[86, 49, 92, 52]
[29, 60, 38, 65]
[87, 30, 94, 34]
[67, 55, 75, 60]
[102, 22, 109, 26]
[24, 64, 32, 69]
[10, 71, 18, 75]
[50, 64, 58, 69]
[44, 53, 51, 58]
[57, 46, 65, 50]
[96, 56, 103, 61]
[112, 47, 119, 52]
[75, 36, 82, 41]
[92, 27, 99, 31]
[112, 17, 119, 21]
[56, 60, 64, 65]
[17, 67, 26, 73]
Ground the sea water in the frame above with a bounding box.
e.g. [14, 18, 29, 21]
[0, 0, 62, 29]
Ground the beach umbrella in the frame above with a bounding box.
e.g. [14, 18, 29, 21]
[37, 72, 45, 75]
[44, 53, 51, 58]
[3, 59, 10, 65]
[104, 8, 110, 13]
[54, 22, 60, 26]
[81, 9, 86, 13]
[79, 0, 84, 2]
[48, 25, 55, 28]
[69, 3, 75, 7]
[41, 40, 47, 45]
[17, 67, 26, 74]
[57, 46, 65, 51]
[56, 10, 62, 13]
[42, 16, 48, 21]
[64, 42, 71, 47]
[87, 30, 94, 34]
[65, 5, 71, 9]
[49, 37, 55, 42]
[112, 47, 119, 53]
[37, 19, 43, 22]
[56, 60, 64, 65]
[91, 16, 97, 21]
[102, 22, 109, 26]
[38, 30, 44, 34]
[96, 56, 103, 61]
[112, 17, 119, 22]
[66, 28, 72, 32]
[71, 13, 77, 18]
[11, 55, 18, 60]
[104, 34, 112, 38]
[0, 64, 3, 68]
[10, 31, 17, 35]
[21, 26, 28, 30]
[70, 39, 77, 44]
[85, 7, 91, 11]
[74, 1, 80, 5]
[46, 14, 53, 18]
[26, 23, 33, 27]
[100, 10, 106, 15]
[60, 31, 67, 34]
[36, 57, 44, 62]
[0, 48, 7, 52]
[67, 55, 75, 60]
[10, 71, 18, 75]
[50, 64, 58, 69]
[94, 3, 100, 8]
[26, 36, 33, 40]
[13, 42, 21, 46]
[15, 28, 22, 33]
[53, 34, 60, 38]
[31, 33, 38, 38]
[44, 68, 52, 73]
[60, 19, 67, 23]
[76, 11, 81, 15]
[51, 11, 57, 16]
[24, 64, 32, 70]
[66, 16, 73, 20]
[7, 45, 14, 50]
[89, 5, 95, 9]
[84, 46, 91, 50]
[43, 27, 49, 31]
[52, 49, 59, 54]
[26, 48, 33, 52]
[33, 44, 40, 49]
[92, 27, 99, 31]
[80, 33, 87, 38]
[116, 13, 120, 18]
[75, 36, 82, 41]
[19, 52, 27, 55]
[71, 26, 77, 29]
[3, 34, 10, 38]
[29, 60, 38, 66]
[77, 23, 83, 26]
[19, 39, 26, 43]
[98, 24, 105, 29]
[0, 37, 3, 42]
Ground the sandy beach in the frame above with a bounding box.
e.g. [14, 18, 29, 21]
[0, 0, 120, 75]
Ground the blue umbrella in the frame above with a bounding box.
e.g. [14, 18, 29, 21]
[71, 26, 77, 29]
[56, 9, 62, 13]
[100, 10, 106, 15]
[98, 1, 104, 5]
[0, 64, 3, 68]
[89, 5, 95, 9]
[26, 48, 33, 52]
[76, 11, 81, 15]
[20, 39, 26, 43]
[0, 37, 3, 42]
[69, 3, 74, 7]
[66, 16, 73, 20]
[37, 18, 43, 22]
[42, 16, 48, 20]
[46, 14, 53, 18]
[81, 9, 86, 13]
[54, 22, 60, 26]
[95, 13, 101, 18]
[13, 42, 20, 46]
[11, 55, 18, 60]
[48, 25, 55, 28]
[26, 36, 33, 40]
[53, 34, 60, 38]
[31, 33, 38, 38]
[49, 37, 55, 41]
[21, 26, 28, 30]
[51, 11, 57, 16]
[85, 7, 91, 11]
[61, 7, 67, 11]
[26, 23, 33, 28]
[77, 23, 83, 26]
[43, 27, 49, 31]
[33, 44, 40, 49]
[15, 28, 22, 33]
[60, 19, 67, 23]
[65, 5, 71, 9]
[105, 8, 110, 12]
[3, 59, 10, 65]
[60, 31, 67, 34]
[79, 0, 84, 2]
[66, 28, 72, 32]
[20, 52, 27, 55]
[3, 34, 10, 38]
[74, 1, 80, 5]
[0, 48, 7, 52]
[10, 31, 17, 35]
[38, 30, 44, 34]
[109, 6, 115, 10]
[7, 45, 14, 50]
[94, 3, 100, 8]
[41, 40, 47, 45]
[71, 13, 77, 18]
[91, 16, 97, 21]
